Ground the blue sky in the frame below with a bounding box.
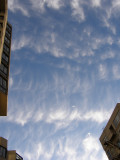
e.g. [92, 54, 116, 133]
[1, 0, 120, 159]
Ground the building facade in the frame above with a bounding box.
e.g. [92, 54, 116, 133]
[100, 103, 120, 160]
[0, 137, 23, 160]
[0, 0, 8, 64]
[0, 21, 12, 116]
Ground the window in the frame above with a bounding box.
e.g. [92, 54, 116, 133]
[7, 25, 11, 32]
[113, 110, 120, 128]
[2, 52, 8, 62]
[0, 63, 8, 75]
[0, 146, 7, 158]
[5, 36, 10, 45]
[3, 44, 9, 53]
[0, 76, 7, 89]
[0, 16, 3, 19]
[107, 150, 112, 160]
[0, 77, 2, 86]
[6, 30, 11, 38]
[118, 140, 120, 148]
[0, 23, 3, 28]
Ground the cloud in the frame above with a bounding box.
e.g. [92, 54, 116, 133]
[98, 64, 108, 80]
[83, 110, 111, 123]
[70, 0, 85, 23]
[83, 134, 99, 153]
[8, 0, 29, 16]
[81, 134, 104, 160]
[101, 50, 115, 60]
[112, 65, 120, 80]
[22, 133, 107, 160]
[102, 16, 116, 34]
[91, 0, 101, 7]
[5, 100, 111, 127]
[30, 0, 64, 13]
[9, 77, 14, 88]
[112, 0, 120, 15]
[12, 35, 31, 51]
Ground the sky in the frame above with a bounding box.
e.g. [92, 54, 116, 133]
[1, 0, 120, 159]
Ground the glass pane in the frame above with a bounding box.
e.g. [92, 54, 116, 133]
[5, 56, 8, 62]
[0, 147, 2, 156]
[0, 77, 2, 86]
[0, 64, 3, 71]
[2, 79, 6, 88]
[2, 148, 5, 158]
[4, 67, 7, 74]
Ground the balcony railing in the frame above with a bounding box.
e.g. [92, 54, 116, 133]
[16, 153, 23, 160]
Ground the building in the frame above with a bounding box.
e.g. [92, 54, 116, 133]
[99, 103, 120, 160]
[0, 0, 12, 116]
[0, 0, 8, 64]
[0, 21, 12, 116]
[0, 137, 23, 160]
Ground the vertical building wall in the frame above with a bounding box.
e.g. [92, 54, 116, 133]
[7, 151, 16, 160]
[0, 0, 8, 64]
[99, 103, 120, 160]
[0, 137, 7, 160]
[0, 22, 12, 116]
[0, 137, 23, 160]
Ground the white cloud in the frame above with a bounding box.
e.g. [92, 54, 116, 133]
[98, 64, 108, 80]
[46, 0, 64, 10]
[107, 36, 114, 45]
[8, 0, 29, 16]
[12, 35, 31, 51]
[6, 100, 111, 127]
[30, 0, 64, 13]
[101, 51, 115, 60]
[82, 134, 99, 152]
[9, 77, 13, 88]
[112, 0, 120, 12]
[112, 65, 120, 80]
[83, 110, 111, 123]
[102, 16, 116, 34]
[23, 133, 107, 160]
[91, 0, 101, 7]
[70, 0, 85, 23]
[81, 134, 107, 160]
[46, 107, 111, 129]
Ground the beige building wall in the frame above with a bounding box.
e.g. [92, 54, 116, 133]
[0, 137, 7, 149]
[7, 151, 16, 160]
[0, 22, 12, 116]
[100, 103, 120, 160]
[0, 137, 7, 160]
[0, 137, 23, 160]
[0, 0, 8, 64]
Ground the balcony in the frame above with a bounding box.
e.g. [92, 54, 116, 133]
[16, 153, 23, 160]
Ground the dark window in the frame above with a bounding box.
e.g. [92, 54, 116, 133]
[107, 150, 112, 160]
[0, 76, 7, 89]
[0, 63, 8, 75]
[3, 44, 9, 53]
[7, 25, 12, 32]
[5, 36, 10, 45]
[0, 146, 7, 158]
[0, 77, 2, 86]
[117, 140, 120, 148]
[113, 110, 120, 128]
[2, 52, 8, 62]
[0, 23, 3, 28]
[0, 16, 4, 20]
[6, 30, 11, 38]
